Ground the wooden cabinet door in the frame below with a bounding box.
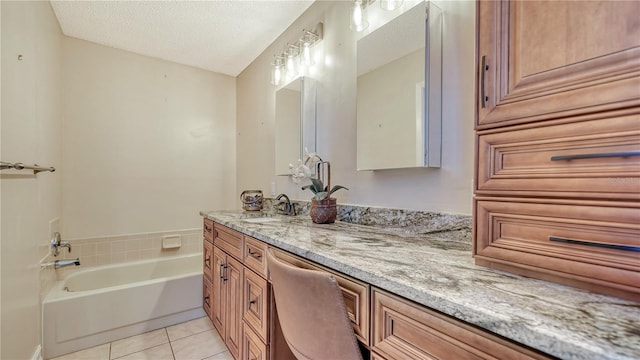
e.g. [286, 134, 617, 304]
[212, 246, 227, 338]
[243, 269, 269, 341]
[226, 255, 244, 360]
[476, 0, 640, 129]
[204, 240, 214, 281]
[243, 324, 268, 360]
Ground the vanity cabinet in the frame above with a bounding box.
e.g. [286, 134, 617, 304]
[476, 0, 640, 129]
[474, 0, 640, 301]
[203, 219, 556, 359]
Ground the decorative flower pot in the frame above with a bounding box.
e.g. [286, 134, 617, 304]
[310, 198, 337, 224]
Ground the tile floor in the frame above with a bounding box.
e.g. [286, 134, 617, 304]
[49, 317, 233, 360]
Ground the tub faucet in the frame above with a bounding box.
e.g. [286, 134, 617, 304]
[51, 232, 71, 256]
[54, 258, 80, 269]
[275, 193, 296, 216]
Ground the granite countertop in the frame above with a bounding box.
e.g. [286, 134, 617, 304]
[202, 210, 640, 360]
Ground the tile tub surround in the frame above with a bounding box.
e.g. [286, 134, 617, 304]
[202, 210, 640, 360]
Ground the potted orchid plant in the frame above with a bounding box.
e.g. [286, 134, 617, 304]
[290, 150, 348, 224]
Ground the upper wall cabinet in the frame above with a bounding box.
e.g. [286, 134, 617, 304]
[356, 1, 442, 170]
[476, 0, 640, 130]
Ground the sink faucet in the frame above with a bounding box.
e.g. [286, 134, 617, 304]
[51, 232, 71, 256]
[54, 258, 80, 269]
[275, 194, 296, 216]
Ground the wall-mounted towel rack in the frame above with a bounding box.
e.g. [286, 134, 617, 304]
[0, 161, 55, 174]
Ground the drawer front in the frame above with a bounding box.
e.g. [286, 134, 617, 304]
[215, 223, 244, 260]
[203, 277, 212, 320]
[269, 248, 370, 345]
[244, 236, 268, 278]
[204, 218, 214, 243]
[475, 199, 640, 299]
[203, 241, 214, 281]
[372, 288, 551, 360]
[476, 114, 640, 199]
[243, 323, 268, 360]
[243, 268, 270, 342]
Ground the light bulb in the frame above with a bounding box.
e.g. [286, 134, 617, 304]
[380, 0, 403, 11]
[350, 0, 368, 32]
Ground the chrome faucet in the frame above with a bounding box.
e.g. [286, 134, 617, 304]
[54, 258, 80, 269]
[275, 193, 296, 216]
[51, 232, 71, 256]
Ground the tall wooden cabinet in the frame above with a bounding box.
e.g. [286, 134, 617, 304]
[474, 0, 640, 301]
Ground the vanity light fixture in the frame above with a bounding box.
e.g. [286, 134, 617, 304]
[271, 23, 323, 86]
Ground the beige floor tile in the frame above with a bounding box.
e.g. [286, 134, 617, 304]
[171, 329, 226, 360]
[203, 350, 234, 360]
[110, 329, 169, 359]
[112, 343, 174, 360]
[166, 316, 214, 341]
[49, 343, 110, 360]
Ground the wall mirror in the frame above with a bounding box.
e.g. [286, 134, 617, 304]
[275, 77, 317, 175]
[356, 1, 442, 170]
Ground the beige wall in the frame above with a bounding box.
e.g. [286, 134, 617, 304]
[237, 0, 476, 214]
[62, 38, 237, 239]
[1, 1, 63, 358]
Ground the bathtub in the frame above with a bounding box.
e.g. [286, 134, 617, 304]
[42, 254, 205, 359]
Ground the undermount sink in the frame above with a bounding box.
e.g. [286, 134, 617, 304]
[241, 217, 282, 224]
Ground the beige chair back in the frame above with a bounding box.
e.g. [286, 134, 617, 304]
[267, 249, 363, 360]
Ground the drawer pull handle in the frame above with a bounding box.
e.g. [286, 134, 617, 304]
[550, 151, 640, 161]
[204, 295, 210, 306]
[205, 257, 210, 265]
[204, 224, 212, 232]
[248, 249, 262, 260]
[480, 55, 489, 108]
[248, 299, 256, 309]
[549, 236, 640, 252]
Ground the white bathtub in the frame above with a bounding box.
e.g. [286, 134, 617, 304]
[42, 254, 205, 359]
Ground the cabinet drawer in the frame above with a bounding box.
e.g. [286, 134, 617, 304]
[203, 277, 212, 320]
[203, 241, 214, 281]
[476, 114, 640, 199]
[244, 236, 268, 278]
[268, 248, 370, 345]
[372, 288, 551, 360]
[244, 268, 270, 342]
[204, 218, 214, 243]
[215, 223, 244, 260]
[243, 323, 268, 360]
[474, 198, 640, 300]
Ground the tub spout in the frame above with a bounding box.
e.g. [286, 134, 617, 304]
[54, 258, 80, 269]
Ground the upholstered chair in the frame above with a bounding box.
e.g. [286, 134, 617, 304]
[267, 249, 363, 360]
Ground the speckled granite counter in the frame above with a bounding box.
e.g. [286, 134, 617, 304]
[201, 210, 640, 360]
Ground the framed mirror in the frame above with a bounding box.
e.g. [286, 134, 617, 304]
[356, 1, 442, 170]
[275, 77, 317, 175]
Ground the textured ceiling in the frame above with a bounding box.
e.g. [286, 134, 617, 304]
[50, 0, 315, 77]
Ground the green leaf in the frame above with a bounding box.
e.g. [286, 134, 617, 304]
[329, 185, 349, 195]
[314, 192, 328, 201]
[301, 184, 316, 194]
[310, 178, 324, 193]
